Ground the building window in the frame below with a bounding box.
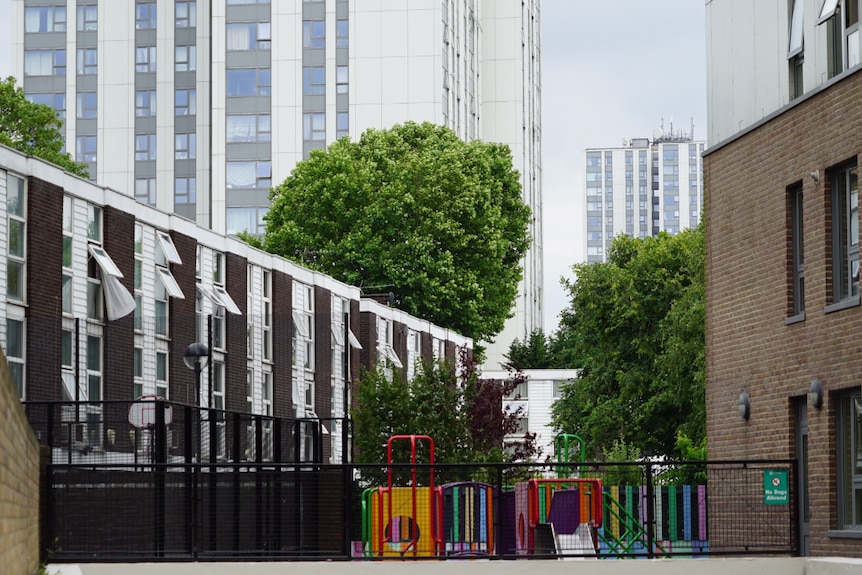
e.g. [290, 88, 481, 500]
[819, 0, 859, 76]
[336, 19, 348, 47]
[136, 46, 157, 73]
[133, 348, 143, 397]
[76, 92, 97, 119]
[77, 4, 97, 31]
[293, 283, 314, 371]
[226, 207, 266, 235]
[226, 114, 271, 142]
[175, 45, 197, 72]
[789, 183, 805, 317]
[135, 90, 156, 117]
[136, 1, 157, 30]
[212, 362, 225, 411]
[262, 271, 272, 361]
[247, 369, 254, 412]
[226, 22, 271, 51]
[175, 133, 196, 160]
[336, 65, 348, 94]
[25, 6, 66, 33]
[303, 113, 325, 141]
[175, 89, 196, 115]
[76, 135, 96, 163]
[837, 391, 862, 528]
[155, 351, 168, 397]
[831, 163, 859, 304]
[6, 174, 26, 303]
[226, 68, 271, 97]
[76, 48, 97, 75]
[336, 112, 348, 139]
[135, 134, 157, 161]
[175, 177, 196, 205]
[134, 225, 143, 331]
[226, 161, 271, 189]
[176, 1, 196, 28]
[303, 20, 325, 48]
[5, 319, 24, 400]
[24, 50, 66, 76]
[26, 93, 66, 119]
[303, 66, 325, 95]
[87, 335, 102, 401]
[135, 178, 156, 205]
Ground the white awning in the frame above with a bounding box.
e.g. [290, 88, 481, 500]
[378, 345, 403, 369]
[88, 244, 135, 320]
[88, 244, 123, 277]
[156, 266, 185, 299]
[293, 310, 309, 337]
[788, 0, 804, 58]
[347, 328, 362, 350]
[331, 322, 344, 346]
[211, 285, 242, 315]
[817, 0, 840, 25]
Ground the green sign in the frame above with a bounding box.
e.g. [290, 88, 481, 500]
[764, 470, 789, 505]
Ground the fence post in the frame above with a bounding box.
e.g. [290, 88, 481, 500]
[644, 461, 655, 559]
[184, 405, 197, 558]
[154, 399, 167, 557]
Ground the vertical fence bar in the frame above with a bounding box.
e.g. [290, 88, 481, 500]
[154, 399, 167, 557]
[644, 462, 655, 558]
[184, 405, 196, 558]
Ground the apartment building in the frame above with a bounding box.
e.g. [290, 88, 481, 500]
[705, 0, 862, 556]
[584, 128, 704, 264]
[0, 143, 471, 463]
[11, 0, 542, 368]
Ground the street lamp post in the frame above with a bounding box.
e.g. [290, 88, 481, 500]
[184, 342, 210, 407]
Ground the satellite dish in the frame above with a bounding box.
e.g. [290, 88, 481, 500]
[652, 128, 664, 140]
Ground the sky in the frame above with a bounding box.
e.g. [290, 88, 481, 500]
[0, 0, 706, 335]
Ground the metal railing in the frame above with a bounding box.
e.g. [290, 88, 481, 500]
[25, 401, 798, 561]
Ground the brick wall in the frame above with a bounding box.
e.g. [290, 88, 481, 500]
[704, 67, 862, 556]
[225, 253, 248, 412]
[0, 347, 40, 574]
[169, 230, 198, 406]
[314, 286, 332, 460]
[103, 206, 135, 401]
[273, 270, 293, 417]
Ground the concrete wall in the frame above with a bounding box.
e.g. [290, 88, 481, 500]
[45, 557, 825, 575]
[0, 348, 40, 575]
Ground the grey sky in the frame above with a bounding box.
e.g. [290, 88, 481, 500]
[541, 0, 706, 332]
[0, 0, 706, 336]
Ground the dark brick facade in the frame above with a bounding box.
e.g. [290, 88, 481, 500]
[168, 230, 198, 406]
[314, 286, 332, 460]
[24, 177, 63, 402]
[225, 253, 248, 412]
[272, 269, 293, 417]
[102, 206, 135, 401]
[704, 67, 862, 556]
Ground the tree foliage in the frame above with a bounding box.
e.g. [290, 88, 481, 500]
[352, 350, 539, 477]
[550, 226, 705, 458]
[259, 122, 531, 343]
[504, 328, 584, 369]
[0, 77, 88, 177]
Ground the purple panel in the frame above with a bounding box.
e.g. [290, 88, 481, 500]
[547, 488, 580, 535]
[698, 485, 707, 539]
[499, 490, 516, 555]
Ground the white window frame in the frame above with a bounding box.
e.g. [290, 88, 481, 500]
[6, 174, 26, 304]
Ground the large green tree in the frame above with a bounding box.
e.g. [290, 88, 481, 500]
[550, 225, 705, 458]
[0, 77, 88, 177]
[503, 328, 585, 369]
[259, 122, 531, 343]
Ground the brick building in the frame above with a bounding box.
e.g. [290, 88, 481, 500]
[705, 0, 862, 556]
[0, 144, 471, 464]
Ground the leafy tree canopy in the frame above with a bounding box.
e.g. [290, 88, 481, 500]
[353, 351, 539, 477]
[258, 122, 531, 343]
[550, 225, 705, 459]
[504, 328, 584, 369]
[0, 76, 88, 178]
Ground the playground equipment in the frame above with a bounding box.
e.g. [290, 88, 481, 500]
[440, 481, 495, 556]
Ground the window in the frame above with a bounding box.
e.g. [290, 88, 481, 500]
[226, 161, 271, 189]
[25, 6, 66, 32]
[155, 351, 168, 397]
[336, 19, 348, 47]
[789, 183, 805, 318]
[24, 50, 66, 76]
[175, 177, 196, 205]
[136, 46, 157, 73]
[134, 224, 143, 332]
[135, 178, 156, 205]
[86, 335, 102, 401]
[226, 68, 271, 97]
[293, 283, 314, 370]
[175, 89, 196, 115]
[226, 22, 271, 51]
[303, 20, 325, 48]
[76, 92, 97, 119]
[77, 4, 97, 31]
[336, 112, 348, 139]
[212, 362, 225, 410]
[62, 197, 73, 313]
[819, 0, 859, 76]
[175, 133, 196, 159]
[136, 1, 157, 29]
[76, 135, 96, 163]
[155, 269, 168, 335]
[226, 114, 271, 142]
[226, 207, 266, 235]
[76, 48, 97, 75]
[135, 134, 157, 161]
[135, 90, 156, 117]
[6, 175, 25, 303]
[133, 348, 143, 397]
[175, 45, 196, 72]
[788, 0, 804, 58]
[303, 66, 325, 95]
[262, 271, 272, 361]
[837, 391, 862, 529]
[303, 112, 325, 141]
[336, 65, 348, 94]
[176, 1, 196, 28]
[831, 163, 859, 305]
[26, 93, 66, 119]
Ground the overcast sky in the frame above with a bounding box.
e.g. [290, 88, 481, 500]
[0, 0, 706, 334]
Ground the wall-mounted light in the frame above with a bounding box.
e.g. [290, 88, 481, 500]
[739, 392, 751, 420]
[809, 170, 820, 183]
[809, 378, 823, 409]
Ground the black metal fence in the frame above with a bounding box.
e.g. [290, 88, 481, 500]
[25, 400, 798, 561]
